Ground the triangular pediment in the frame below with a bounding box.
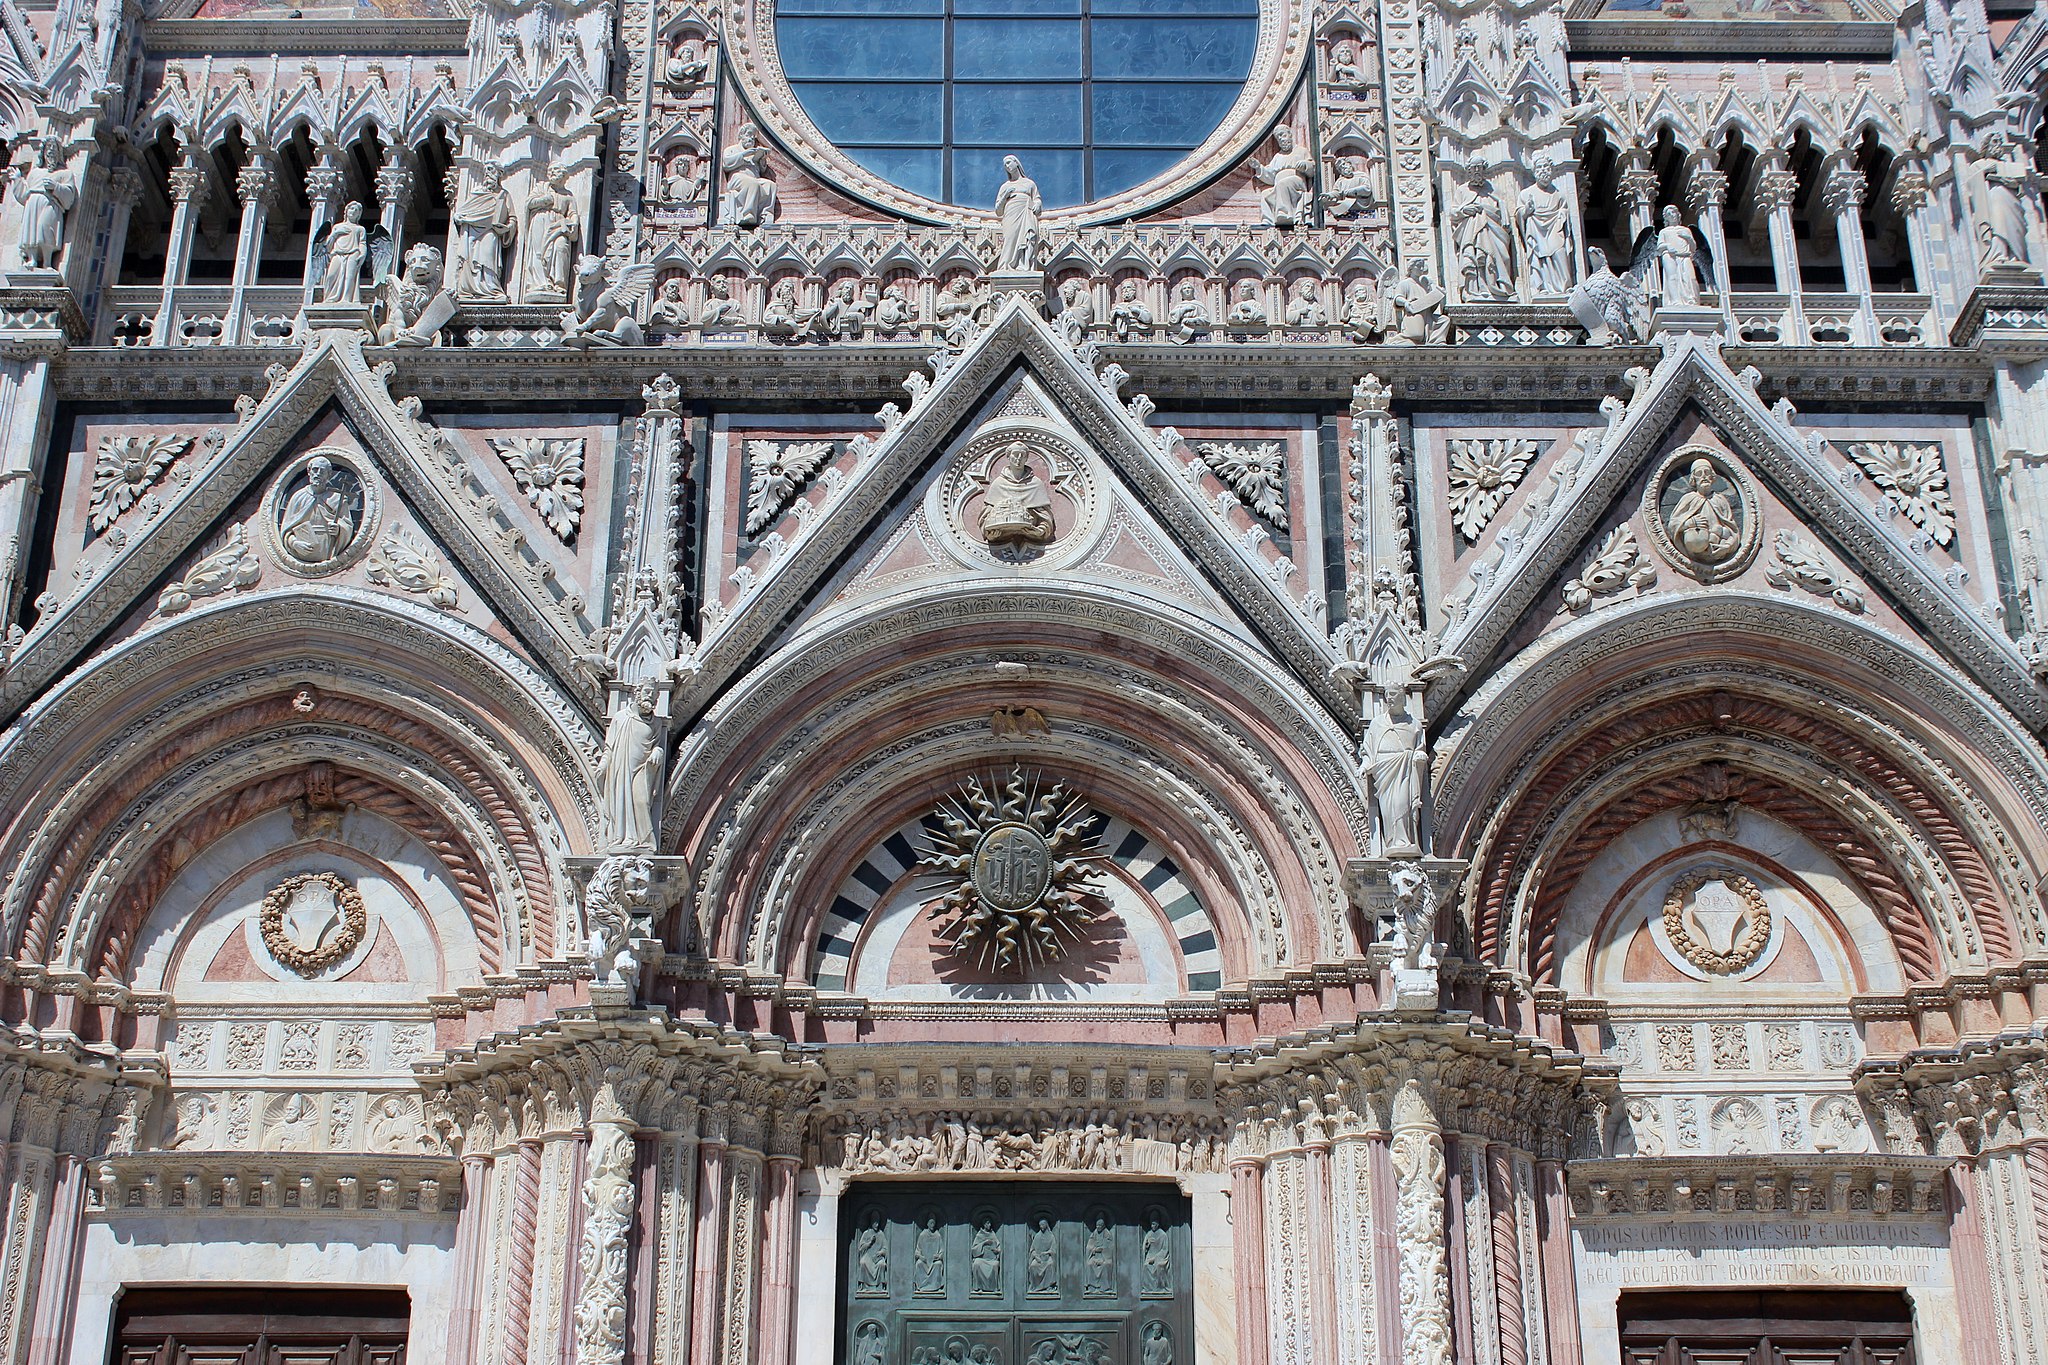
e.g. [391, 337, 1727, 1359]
[1433, 333, 2047, 730]
[673, 298, 1343, 721]
[0, 332, 605, 721]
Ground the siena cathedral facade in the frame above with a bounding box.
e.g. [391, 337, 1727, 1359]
[7, 0, 2048, 1355]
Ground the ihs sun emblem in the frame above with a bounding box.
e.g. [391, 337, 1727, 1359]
[919, 767, 1108, 973]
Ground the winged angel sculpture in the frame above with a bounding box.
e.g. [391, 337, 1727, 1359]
[559, 255, 662, 348]
[307, 202, 394, 306]
[1568, 212, 1714, 345]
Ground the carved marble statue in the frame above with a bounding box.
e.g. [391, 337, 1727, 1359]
[1518, 158, 1578, 295]
[763, 277, 819, 339]
[1342, 276, 1384, 342]
[819, 278, 871, 339]
[699, 276, 742, 328]
[1327, 38, 1369, 90]
[1569, 244, 1650, 345]
[1055, 278, 1095, 348]
[1452, 167, 1514, 301]
[559, 256, 658, 348]
[523, 166, 578, 304]
[664, 36, 709, 87]
[1255, 127, 1316, 228]
[1321, 155, 1378, 219]
[995, 155, 1043, 270]
[938, 275, 986, 348]
[1384, 259, 1448, 344]
[1667, 457, 1742, 566]
[450, 164, 515, 299]
[378, 244, 453, 346]
[874, 282, 916, 330]
[1284, 277, 1328, 327]
[649, 276, 689, 331]
[1168, 281, 1210, 341]
[279, 456, 359, 564]
[9, 140, 76, 271]
[316, 202, 370, 304]
[1111, 279, 1153, 340]
[1655, 204, 1709, 307]
[722, 123, 780, 228]
[1366, 705, 1426, 853]
[596, 682, 663, 850]
[1227, 280, 1269, 328]
[1971, 132, 2034, 268]
[979, 442, 1055, 546]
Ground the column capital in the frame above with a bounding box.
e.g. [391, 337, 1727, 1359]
[1685, 167, 1728, 214]
[168, 159, 208, 206]
[1618, 165, 1660, 213]
[1891, 168, 1930, 215]
[1753, 168, 1800, 214]
[1821, 167, 1866, 216]
[235, 160, 276, 209]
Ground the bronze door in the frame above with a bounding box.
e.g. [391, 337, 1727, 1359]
[840, 1181, 1191, 1365]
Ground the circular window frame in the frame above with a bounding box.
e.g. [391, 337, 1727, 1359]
[723, 0, 1313, 226]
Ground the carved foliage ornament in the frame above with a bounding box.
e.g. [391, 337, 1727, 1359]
[491, 436, 587, 542]
[745, 438, 834, 536]
[91, 433, 191, 533]
[919, 768, 1107, 973]
[1194, 441, 1289, 530]
[1840, 441, 1956, 548]
[260, 871, 368, 976]
[1662, 870, 1771, 976]
[1444, 436, 1538, 541]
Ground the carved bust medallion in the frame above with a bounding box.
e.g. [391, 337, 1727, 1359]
[259, 870, 369, 975]
[1642, 446, 1758, 583]
[263, 448, 378, 576]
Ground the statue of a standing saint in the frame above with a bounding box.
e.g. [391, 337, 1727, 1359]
[978, 442, 1055, 546]
[451, 164, 515, 299]
[1518, 158, 1579, 296]
[278, 456, 359, 565]
[1451, 166, 1514, 301]
[995, 155, 1042, 270]
[523, 166, 577, 304]
[317, 202, 370, 304]
[1256, 127, 1316, 228]
[721, 123, 780, 228]
[1655, 204, 1707, 307]
[1972, 132, 2034, 269]
[10, 140, 77, 271]
[596, 683, 663, 851]
[1366, 704, 1425, 854]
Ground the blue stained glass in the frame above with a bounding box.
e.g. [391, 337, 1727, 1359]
[775, 0, 1256, 209]
[841, 146, 947, 197]
[777, 0, 944, 12]
[952, 83, 1084, 143]
[778, 18, 945, 77]
[790, 82, 945, 142]
[951, 18, 1083, 76]
[1093, 81, 1239, 145]
[952, 148, 1085, 208]
[1090, 17, 1255, 78]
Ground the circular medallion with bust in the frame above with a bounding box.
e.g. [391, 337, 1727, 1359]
[975, 440, 1057, 548]
[264, 449, 376, 576]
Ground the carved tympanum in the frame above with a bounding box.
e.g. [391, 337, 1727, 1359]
[920, 768, 1106, 973]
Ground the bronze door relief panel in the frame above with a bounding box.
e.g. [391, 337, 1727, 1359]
[840, 1180, 1192, 1365]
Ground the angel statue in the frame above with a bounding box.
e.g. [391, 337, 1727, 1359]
[558, 255, 661, 348]
[310, 202, 390, 305]
[1567, 239, 1658, 345]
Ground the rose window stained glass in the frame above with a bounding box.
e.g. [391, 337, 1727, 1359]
[774, 0, 1259, 210]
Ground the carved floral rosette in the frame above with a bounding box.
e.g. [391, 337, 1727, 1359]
[1660, 869, 1771, 976]
[259, 871, 369, 976]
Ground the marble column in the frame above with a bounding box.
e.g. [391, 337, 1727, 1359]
[1390, 1082, 1452, 1365]
[652, 1126, 701, 1365]
[1822, 166, 1878, 343]
[299, 151, 345, 307]
[378, 153, 417, 263]
[446, 1154, 494, 1365]
[688, 1119, 730, 1365]
[1533, 1160, 1581, 1365]
[1753, 159, 1806, 341]
[570, 1123, 638, 1365]
[23, 1153, 86, 1365]
[1229, 1157, 1271, 1365]
[222, 154, 276, 345]
[755, 1154, 801, 1365]
[154, 154, 208, 346]
[1303, 1122, 1340, 1364]
[1685, 165, 1734, 332]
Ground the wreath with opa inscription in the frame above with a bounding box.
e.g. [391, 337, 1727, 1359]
[259, 871, 368, 976]
[1660, 870, 1771, 976]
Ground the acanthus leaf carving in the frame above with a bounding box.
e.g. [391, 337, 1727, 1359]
[365, 524, 460, 609]
[1194, 441, 1289, 530]
[744, 439, 834, 537]
[1841, 441, 1956, 548]
[90, 434, 192, 533]
[491, 436, 588, 543]
[1444, 437, 1538, 541]
[1562, 525, 1655, 613]
[1765, 528, 1864, 613]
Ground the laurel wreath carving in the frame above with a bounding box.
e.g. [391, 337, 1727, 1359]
[1661, 870, 1771, 976]
[259, 871, 368, 976]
